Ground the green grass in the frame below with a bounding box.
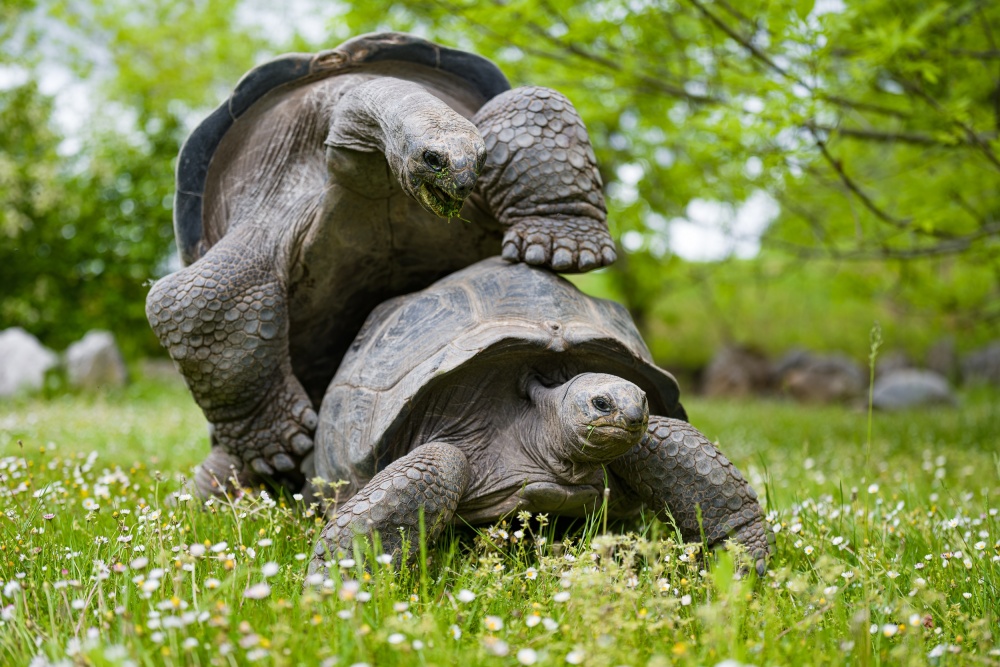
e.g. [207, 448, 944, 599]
[0, 376, 998, 666]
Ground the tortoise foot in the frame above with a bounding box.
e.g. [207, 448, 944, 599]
[501, 218, 617, 272]
[211, 373, 318, 479]
[611, 416, 771, 574]
[309, 443, 469, 572]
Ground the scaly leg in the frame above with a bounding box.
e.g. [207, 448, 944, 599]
[309, 443, 469, 571]
[611, 416, 772, 575]
[146, 229, 316, 496]
[473, 86, 617, 273]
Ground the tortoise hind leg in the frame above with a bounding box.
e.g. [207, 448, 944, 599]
[610, 416, 772, 575]
[309, 443, 469, 571]
[146, 228, 317, 495]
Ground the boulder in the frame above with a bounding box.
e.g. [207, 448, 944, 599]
[925, 337, 957, 381]
[872, 369, 956, 410]
[0, 328, 58, 397]
[960, 342, 1000, 386]
[65, 330, 129, 390]
[702, 345, 772, 398]
[875, 350, 912, 377]
[775, 351, 866, 404]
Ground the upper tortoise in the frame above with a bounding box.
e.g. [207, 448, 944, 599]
[145, 33, 616, 495]
[310, 258, 772, 575]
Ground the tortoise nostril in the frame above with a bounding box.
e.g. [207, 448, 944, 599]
[423, 150, 446, 172]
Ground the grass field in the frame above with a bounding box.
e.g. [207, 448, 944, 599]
[0, 375, 997, 666]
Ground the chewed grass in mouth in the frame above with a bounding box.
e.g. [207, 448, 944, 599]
[418, 182, 466, 219]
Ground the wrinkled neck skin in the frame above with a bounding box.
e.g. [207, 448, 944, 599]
[324, 77, 483, 213]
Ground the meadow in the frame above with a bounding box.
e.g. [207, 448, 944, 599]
[0, 374, 997, 666]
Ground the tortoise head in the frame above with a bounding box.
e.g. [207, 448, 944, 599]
[532, 373, 648, 465]
[394, 113, 486, 219]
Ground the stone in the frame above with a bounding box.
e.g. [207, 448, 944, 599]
[774, 351, 866, 404]
[65, 330, 129, 390]
[0, 328, 58, 397]
[925, 337, 957, 381]
[702, 345, 772, 398]
[875, 350, 912, 377]
[872, 369, 956, 410]
[960, 342, 1000, 386]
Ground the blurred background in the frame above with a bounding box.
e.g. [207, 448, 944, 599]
[2, 0, 999, 402]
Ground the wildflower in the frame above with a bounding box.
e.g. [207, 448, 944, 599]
[566, 649, 586, 664]
[868, 483, 879, 494]
[294, 553, 307, 561]
[909, 614, 922, 626]
[553, 591, 570, 603]
[339, 580, 360, 601]
[449, 625, 462, 640]
[211, 542, 228, 553]
[189, 544, 205, 558]
[261, 562, 279, 577]
[412, 640, 424, 650]
[258, 538, 273, 547]
[804, 546, 814, 555]
[130, 557, 148, 570]
[387, 633, 405, 645]
[205, 578, 221, 589]
[525, 567, 538, 580]
[962, 592, 972, 599]
[680, 594, 692, 606]
[832, 536, 844, 546]
[841, 571, 855, 581]
[887, 571, 899, 579]
[823, 586, 838, 596]
[882, 624, 898, 637]
[393, 602, 408, 613]
[542, 618, 559, 631]
[456, 589, 476, 603]
[43, 514, 54, 520]
[484, 615, 504, 631]
[517, 648, 538, 665]
[339, 558, 356, 568]
[244, 583, 271, 599]
[974, 541, 986, 551]
[375, 554, 393, 565]
[525, 615, 541, 628]
[483, 637, 509, 657]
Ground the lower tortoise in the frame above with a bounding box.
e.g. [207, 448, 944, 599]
[309, 258, 772, 574]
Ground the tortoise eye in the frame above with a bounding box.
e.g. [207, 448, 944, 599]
[592, 396, 613, 412]
[423, 150, 446, 172]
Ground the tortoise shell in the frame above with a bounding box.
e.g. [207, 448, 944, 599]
[174, 32, 511, 265]
[314, 257, 687, 490]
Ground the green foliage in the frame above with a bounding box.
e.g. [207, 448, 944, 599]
[2, 0, 998, 358]
[0, 378, 998, 664]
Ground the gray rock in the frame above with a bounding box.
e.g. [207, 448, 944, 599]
[961, 342, 1000, 386]
[872, 369, 956, 410]
[775, 351, 866, 404]
[875, 350, 912, 377]
[702, 345, 772, 397]
[925, 337, 957, 380]
[0, 328, 58, 397]
[65, 331, 128, 390]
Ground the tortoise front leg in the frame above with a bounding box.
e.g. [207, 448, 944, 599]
[473, 86, 617, 273]
[309, 443, 469, 571]
[146, 229, 317, 495]
[611, 416, 772, 575]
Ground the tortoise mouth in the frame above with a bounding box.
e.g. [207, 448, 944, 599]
[417, 181, 465, 218]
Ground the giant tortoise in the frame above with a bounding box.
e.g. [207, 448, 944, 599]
[310, 258, 772, 575]
[145, 33, 616, 495]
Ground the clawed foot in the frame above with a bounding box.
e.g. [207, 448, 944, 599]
[210, 374, 317, 481]
[502, 219, 617, 273]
